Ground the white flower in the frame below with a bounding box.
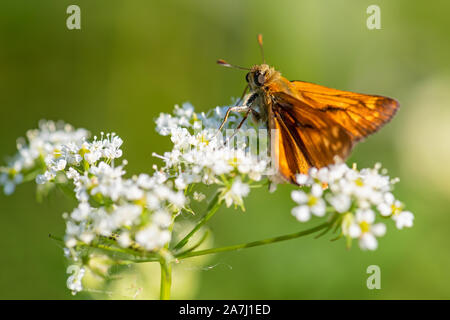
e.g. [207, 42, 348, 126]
[291, 205, 311, 222]
[153, 210, 172, 228]
[82, 140, 103, 164]
[89, 162, 125, 201]
[122, 180, 144, 200]
[392, 210, 414, 229]
[66, 167, 80, 180]
[48, 157, 67, 172]
[290, 162, 413, 250]
[291, 184, 326, 222]
[193, 191, 206, 202]
[0, 170, 23, 195]
[221, 178, 250, 208]
[175, 175, 187, 190]
[111, 204, 142, 227]
[155, 104, 268, 209]
[327, 193, 351, 213]
[70, 202, 92, 221]
[1, 120, 90, 195]
[359, 233, 379, 251]
[35, 173, 50, 185]
[136, 225, 171, 251]
[291, 190, 308, 203]
[295, 173, 311, 185]
[117, 232, 131, 248]
[61, 143, 82, 165]
[377, 192, 402, 216]
[347, 209, 386, 251]
[102, 133, 123, 159]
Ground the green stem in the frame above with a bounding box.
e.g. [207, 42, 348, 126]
[176, 222, 329, 260]
[48, 234, 160, 263]
[159, 259, 172, 300]
[173, 191, 221, 250]
[175, 230, 210, 257]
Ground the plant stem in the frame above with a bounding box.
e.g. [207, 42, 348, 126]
[176, 222, 329, 260]
[173, 191, 221, 250]
[159, 259, 172, 300]
[49, 234, 160, 263]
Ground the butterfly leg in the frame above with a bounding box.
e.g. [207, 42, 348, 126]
[216, 92, 257, 135]
[225, 108, 252, 143]
[216, 105, 251, 134]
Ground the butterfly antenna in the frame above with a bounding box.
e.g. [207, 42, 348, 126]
[217, 59, 251, 71]
[257, 34, 265, 64]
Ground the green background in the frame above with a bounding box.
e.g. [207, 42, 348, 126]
[1, 0, 449, 299]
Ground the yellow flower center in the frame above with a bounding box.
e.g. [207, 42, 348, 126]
[360, 221, 370, 233]
[308, 195, 318, 206]
[79, 147, 90, 158]
[355, 178, 364, 187]
[228, 157, 238, 167]
[53, 148, 62, 159]
[134, 197, 146, 207]
[199, 134, 209, 145]
[391, 204, 402, 216]
[8, 168, 18, 178]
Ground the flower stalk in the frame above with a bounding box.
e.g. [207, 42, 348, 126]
[175, 222, 329, 260]
[159, 251, 173, 300]
[174, 191, 221, 250]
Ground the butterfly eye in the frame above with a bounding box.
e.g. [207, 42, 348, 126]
[245, 72, 250, 83]
[254, 71, 265, 86]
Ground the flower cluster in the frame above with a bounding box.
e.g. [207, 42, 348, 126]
[1, 120, 188, 294]
[0, 120, 88, 195]
[30, 126, 186, 253]
[291, 162, 414, 250]
[1, 101, 415, 296]
[155, 103, 269, 210]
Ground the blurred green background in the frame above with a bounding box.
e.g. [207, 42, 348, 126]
[1, 0, 450, 299]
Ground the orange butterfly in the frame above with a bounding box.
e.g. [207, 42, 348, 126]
[217, 35, 399, 185]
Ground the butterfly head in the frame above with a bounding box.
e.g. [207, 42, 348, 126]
[246, 64, 280, 90]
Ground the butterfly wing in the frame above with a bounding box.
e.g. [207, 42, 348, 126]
[266, 79, 399, 184]
[269, 91, 353, 183]
[289, 80, 400, 141]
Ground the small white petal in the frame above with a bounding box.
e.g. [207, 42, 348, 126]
[377, 203, 392, 216]
[311, 199, 326, 217]
[292, 205, 311, 222]
[359, 233, 378, 250]
[291, 190, 307, 204]
[348, 224, 362, 238]
[393, 211, 414, 229]
[328, 194, 351, 213]
[311, 184, 323, 197]
[371, 223, 387, 237]
[356, 209, 375, 224]
[295, 174, 309, 185]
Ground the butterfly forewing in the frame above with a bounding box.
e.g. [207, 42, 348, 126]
[266, 80, 399, 184]
[289, 81, 400, 141]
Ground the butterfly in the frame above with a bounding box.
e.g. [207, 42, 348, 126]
[217, 35, 399, 185]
